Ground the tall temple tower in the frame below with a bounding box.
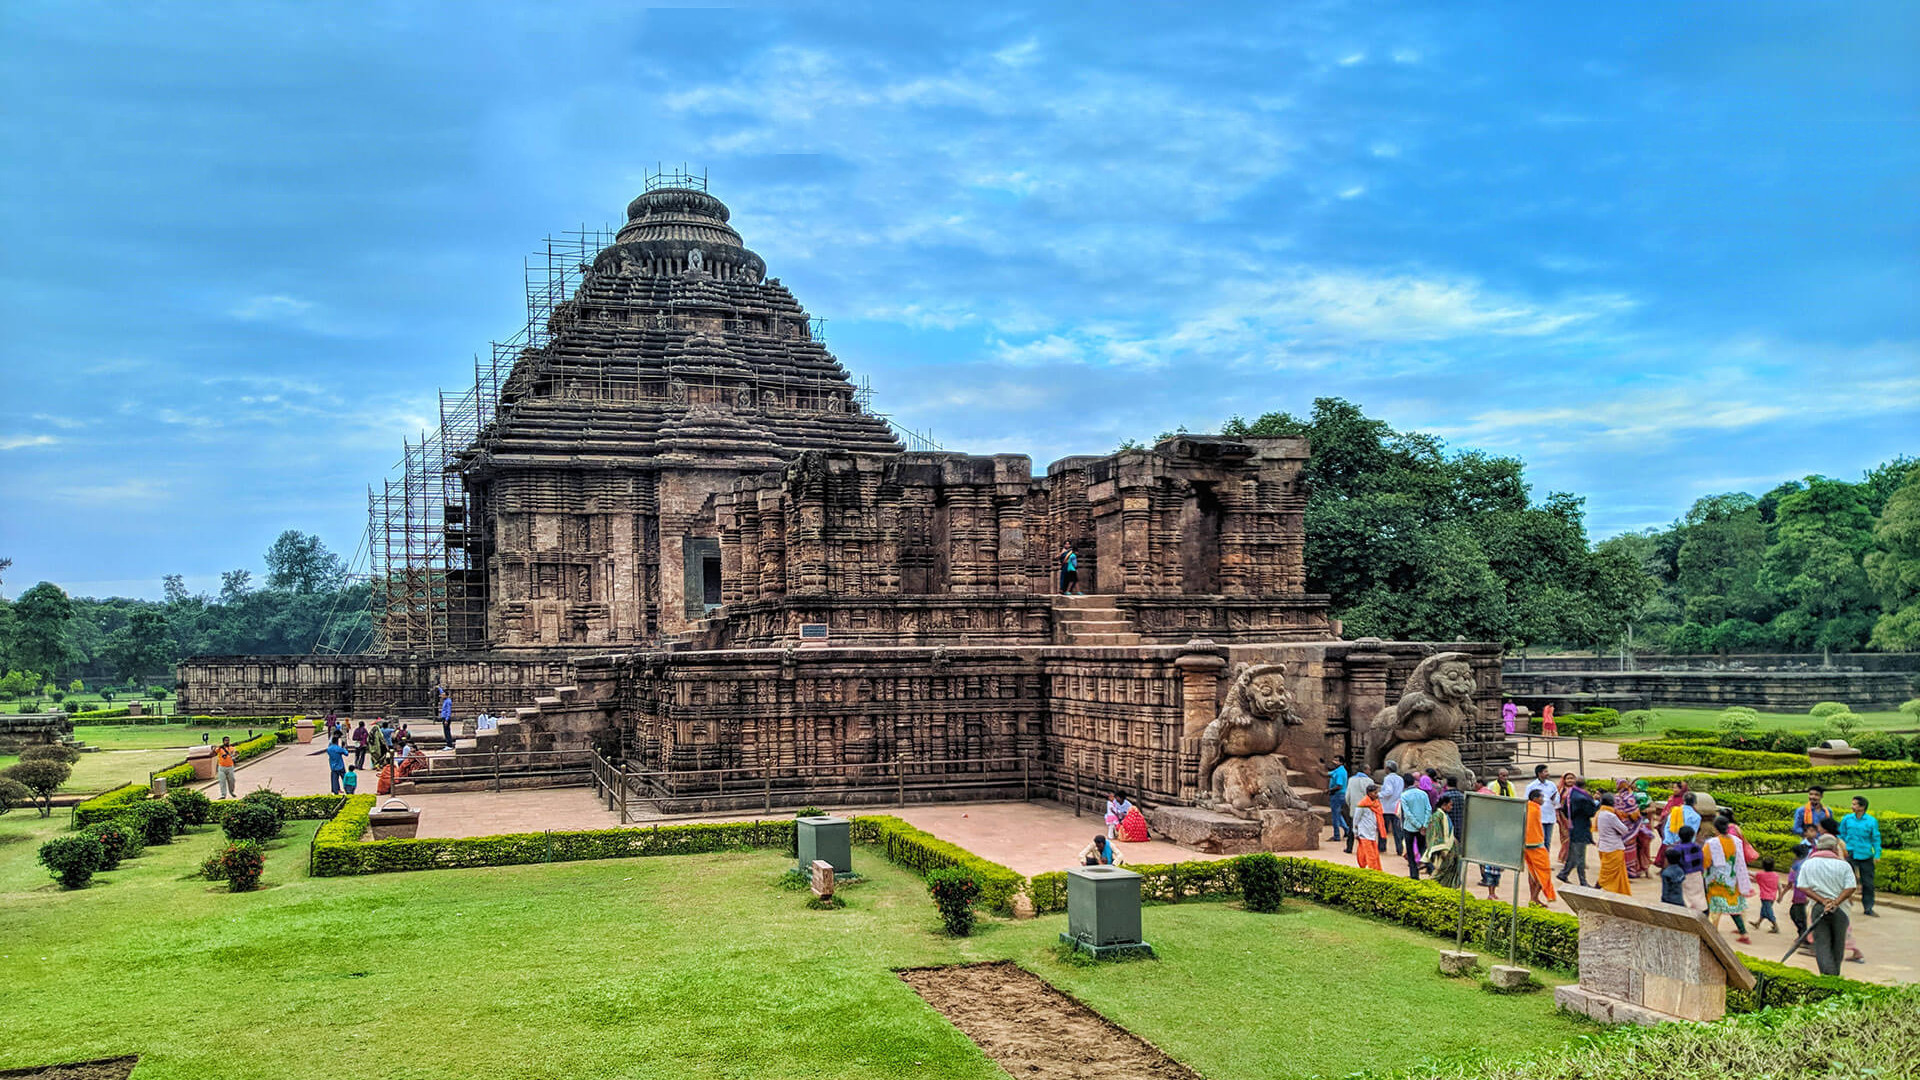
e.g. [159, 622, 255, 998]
[451, 176, 903, 650]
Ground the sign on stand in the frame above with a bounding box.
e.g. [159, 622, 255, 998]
[1461, 792, 1528, 963]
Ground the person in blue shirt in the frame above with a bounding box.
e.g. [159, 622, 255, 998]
[323, 734, 349, 794]
[1326, 759, 1350, 844]
[1836, 795, 1882, 916]
[438, 688, 455, 749]
[1397, 774, 1431, 880]
[1792, 786, 1836, 837]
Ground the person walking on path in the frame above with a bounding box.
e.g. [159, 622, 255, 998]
[1326, 759, 1349, 845]
[1057, 545, 1080, 595]
[1525, 765, 1559, 853]
[323, 734, 349, 795]
[1700, 819, 1754, 944]
[1354, 784, 1386, 871]
[1754, 856, 1783, 933]
[1796, 835, 1859, 976]
[1523, 789, 1558, 906]
[1557, 776, 1597, 887]
[213, 737, 238, 799]
[1837, 796, 1882, 917]
[438, 689, 456, 749]
[1793, 786, 1836, 837]
[1379, 769, 1406, 856]
[1399, 773, 1431, 879]
[1344, 767, 1373, 855]
[1424, 790, 1461, 886]
[1502, 700, 1517, 735]
[1663, 791, 1702, 847]
[1541, 704, 1557, 737]
[351, 720, 369, 770]
[1665, 824, 1707, 911]
[1594, 796, 1634, 895]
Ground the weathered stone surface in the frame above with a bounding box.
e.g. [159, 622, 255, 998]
[1145, 806, 1262, 854]
[1438, 950, 1478, 977]
[1258, 808, 1320, 852]
[1488, 964, 1532, 990]
[1364, 653, 1480, 784]
[1195, 663, 1312, 817]
[1560, 883, 1750, 1024]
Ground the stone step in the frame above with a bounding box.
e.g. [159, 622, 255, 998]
[553, 686, 579, 702]
[1057, 618, 1131, 631]
[1053, 594, 1121, 610]
[1067, 632, 1142, 646]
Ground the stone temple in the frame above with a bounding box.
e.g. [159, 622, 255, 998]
[179, 175, 1509, 820]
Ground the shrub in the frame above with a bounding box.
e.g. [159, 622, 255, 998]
[83, 819, 141, 869]
[0, 776, 31, 815]
[219, 840, 266, 891]
[849, 816, 1025, 914]
[63, 700, 82, 714]
[1826, 710, 1864, 739]
[239, 788, 286, 818]
[38, 833, 106, 888]
[18, 743, 79, 764]
[3, 758, 71, 817]
[1663, 726, 1720, 741]
[1901, 699, 1920, 720]
[1624, 709, 1655, 735]
[1853, 732, 1913, 762]
[221, 801, 283, 843]
[118, 799, 180, 845]
[168, 787, 212, 826]
[1719, 706, 1761, 739]
[1809, 701, 1850, 719]
[72, 782, 149, 826]
[199, 851, 229, 881]
[1235, 852, 1284, 913]
[1769, 730, 1817, 755]
[146, 686, 168, 701]
[926, 866, 982, 936]
[1616, 741, 1808, 771]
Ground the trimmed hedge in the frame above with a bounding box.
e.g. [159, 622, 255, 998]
[1632, 762, 1920, 798]
[849, 815, 1025, 914]
[1617, 741, 1810, 771]
[152, 729, 284, 790]
[73, 782, 150, 827]
[1744, 829, 1920, 895]
[72, 713, 299, 727]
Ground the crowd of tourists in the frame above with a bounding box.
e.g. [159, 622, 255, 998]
[1323, 761, 1885, 977]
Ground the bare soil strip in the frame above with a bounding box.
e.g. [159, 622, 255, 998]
[0, 1057, 138, 1080]
[899, 961, 1201, 1080]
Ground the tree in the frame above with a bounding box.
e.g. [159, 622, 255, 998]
[0, 669, 42, 703]
[1868, 466, 1920, 650]
[162, 574, 191, 605]
[264, 531, 348, 594]
[7, 582, 74, 677]
[219, 570, 253, 603]
[105, 607, 172, 684]
[4, 758, 71, 817]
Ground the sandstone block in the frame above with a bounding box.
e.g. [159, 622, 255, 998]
[1488, 964, 1532, 990]
[1258, 808, 1320, 852]
[1144, 806, 1261, 854]
[1438, 950, 1478, 977]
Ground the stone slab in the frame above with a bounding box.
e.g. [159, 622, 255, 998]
[1560, 884, 1756, 991]
[1438, 950, 1477, 977]
[1555, 984, 1698, 1027]
[1488, 964, 1532, 990]
[1258, 808, 1320, 852]
[1144, 806, 1261, 854]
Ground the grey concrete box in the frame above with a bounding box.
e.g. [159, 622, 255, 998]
[796, 815, 852, 874]
[1067, 864, 1143, 946]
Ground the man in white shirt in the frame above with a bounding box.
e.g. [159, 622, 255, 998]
[1378, 770, 1406, 856]
[1344, 767, 1373, 854]
[1525, 764, 1560, 853]
[1796, 835, 1860, 976]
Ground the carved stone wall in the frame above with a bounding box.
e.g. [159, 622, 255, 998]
[176, 654, 576, 719]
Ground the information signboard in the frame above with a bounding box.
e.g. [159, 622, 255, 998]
[1463, 792, 1527, 871]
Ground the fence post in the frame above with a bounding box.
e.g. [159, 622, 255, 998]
[1022, 755, 1030, 803]
[764, 770, 772, 814]
[619, 763, 629, 825]
[1576, 733, 1585, 775]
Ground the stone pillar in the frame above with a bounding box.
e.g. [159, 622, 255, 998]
[1120, 490, 1154, 594]
[1342, 639, 1392, 769]
[1173, 638, 1227, 801]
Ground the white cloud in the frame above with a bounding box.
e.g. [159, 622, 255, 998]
[230, 294, 315, 321]
[1391, 49, 1422, 64]
[1338, 185, 1367, 199]
[0, 434, 59, 450]
[1339, 52, 1366, 66]
[1370, 142, 1400, 158]
[30, 413, 88, 429]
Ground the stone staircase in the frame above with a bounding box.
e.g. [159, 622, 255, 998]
[1051, 594, 1141, 646]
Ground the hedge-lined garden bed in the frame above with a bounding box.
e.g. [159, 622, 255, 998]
[71, 724, 298, 826]
[1616, 741, 1811, 771]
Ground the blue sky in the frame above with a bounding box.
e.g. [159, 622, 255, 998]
[2, 2, 1915, 600]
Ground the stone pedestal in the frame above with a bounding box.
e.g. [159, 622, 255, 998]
[1809, 741, 1860, 767]
[797, 815, 852, 874]
[1556, 884, 1755, 1024]
[1145, 806, 1261, 854]
[369, 800, 421, 839]
[1488, 964, 1532, 990]
[1061, 864, 1153, 959]
[150, 776, 168, 797]
[1438, 950, 1477, 977]
[295, 720, 315, 743]
[808, 859, 836, 899]
[187, 745, 215, 781]
[1258, 808, 1320, 852]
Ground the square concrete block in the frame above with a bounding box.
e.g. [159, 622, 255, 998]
[797, 815, 852, 874]
[1488, 964, 1532, 990]
[1067, 864, 1143, 947]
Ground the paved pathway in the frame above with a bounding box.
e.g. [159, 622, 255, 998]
[220, 738, 1917, 985]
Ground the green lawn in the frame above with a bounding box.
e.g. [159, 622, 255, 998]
[75, 724, 273, 750]
[0, 747, 187, 794]
[1, 692, 177, 715]
[0, 813, 1592, 1080]
[1638, 706, 1915, 735]
[1825, 787, 1920, 816]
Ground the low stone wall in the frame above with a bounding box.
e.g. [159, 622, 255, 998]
[1503, 670, 1914, 712]
[175, 653, 579, 720]
[0, 712, 74, 745]
[1511, 653, 1920, 675]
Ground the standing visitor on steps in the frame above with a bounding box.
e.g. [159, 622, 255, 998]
[1837, 796, 1881, 917]
[1796, 835, 1860, 976]
[1523, 788, 1558, 906]
[213, 736, 238, 799]
[1398, 772, 1431, 879]
[1557, 776, 1597, 887]
[1379, 769, 1406, 856]
[438, 688, 455, 749]
[1354, 784, 1385, 871]
[324, 734, 348, 795]
[1057, 545, 1079, 595]
[1593, 794, 1634, 895]
[1526, 765, 1559, 853]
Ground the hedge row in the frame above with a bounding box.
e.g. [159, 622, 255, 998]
[71, 782, 151, 827]
[1743, 830, 1920, 895]
[1616, 741, 1812, 771]
[1641, 762, 1919, 797]
[151, 729, 285, 789]
[73, 727, 297, 827]
[71, 713, 298, 727]
[848, 815, 1025, 914]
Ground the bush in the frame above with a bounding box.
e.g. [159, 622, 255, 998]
[199, 851, 229, 881]
[219, 840, 266, 892]
[146, 686, 168, 701]
[1719, 706, 1761, 739]
[1769, 730, 1817, 755]
[168, 787, 212, 826]
[926, 866, 982, 936]
[72, 781, 149, 826]
[1663, 726, 1721, 741]
[0, 776, 31, 815]
[1616, 741, 1808, 771]
[18, 743, 79, 764]
[1623, 709, 1655, 735]
[63, 700, 82, 714]
[38, 833, 106, 888]
[3, 758, 71, 817]
[1809, 701, 1851, 719]
[221, 801, 283, 843]
[117, 799, 180, 846]
[1853, 732, 1914, 762]
[1901, 699, 1920, 719]
[83, 819, 141, 869]
[1235, 852, 1284, 913]
[239, 788, 286, 818]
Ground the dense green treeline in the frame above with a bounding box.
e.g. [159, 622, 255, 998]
[0, 531, 369, 691]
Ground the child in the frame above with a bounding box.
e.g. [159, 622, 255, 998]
[1754, 855, 1782, 933]
[1661, 825, 1703, 909]
[342, 765, 359, 795]
[1658, 847, 1687, 906]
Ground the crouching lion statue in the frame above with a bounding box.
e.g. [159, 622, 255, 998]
[1195, 662, 1311, 817]
[1363, 651, 1479, 785]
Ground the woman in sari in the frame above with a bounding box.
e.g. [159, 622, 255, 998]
[1594, 796, 1635, 895]
[1701, 817, 1753, 943]
[1524, 789, 1558, 906]
[1424, 791, 1461, 887]
[1555, 772, 1577, 862]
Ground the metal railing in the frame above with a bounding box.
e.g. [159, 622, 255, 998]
[1504, 732, 1587, 777]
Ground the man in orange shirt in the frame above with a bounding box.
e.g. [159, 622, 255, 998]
[1524, 788, 1558, 906]
[213, 736, 238, 799]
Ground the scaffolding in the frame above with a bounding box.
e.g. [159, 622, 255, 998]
[366, 229, 611, 655]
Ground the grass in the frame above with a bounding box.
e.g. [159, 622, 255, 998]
[0, 692, 177, 715]
[0, 813, 1593, 1080]
[1643, 706, 1915, 734]
[1825, 786, 1920, 816]
[74, 724, 272, 751]
[0, 748, 187, 794]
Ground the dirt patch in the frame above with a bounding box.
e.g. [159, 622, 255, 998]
[0, 1056, 138, 1080]
[899, 962, 1200, 1080]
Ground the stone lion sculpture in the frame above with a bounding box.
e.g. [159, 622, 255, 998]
[1363, 651, 1478, 784]
[1195, 662, 1311, 817]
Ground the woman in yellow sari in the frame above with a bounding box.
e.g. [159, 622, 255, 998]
[1524, 789, 1558, 906]
[1594, 794, 1634, 895]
